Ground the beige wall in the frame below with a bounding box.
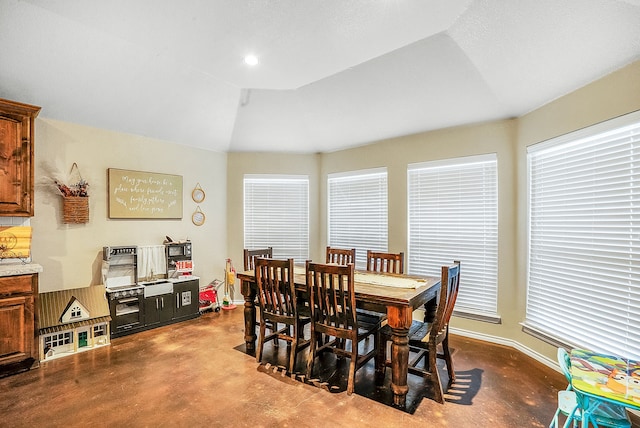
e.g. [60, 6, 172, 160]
[513, 60, 640, 357]
[28, 59, 640, 361]
[226, 152, 321, 267]
[227, 59, 640, 362]
[32, 119, 227, 292]
[319, 120, 518, 338]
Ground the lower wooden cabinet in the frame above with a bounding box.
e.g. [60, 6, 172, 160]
[0, 273, 38, 377]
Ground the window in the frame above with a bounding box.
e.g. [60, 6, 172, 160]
[526, 111, 640, 360]
[71, 306, 81, 318]
[408, 154, 499, 320]
[44, 332, 73, 348]
[94, 324, 106, 337]
[328, 168, 388, 269]
[244, 175, 309, 263]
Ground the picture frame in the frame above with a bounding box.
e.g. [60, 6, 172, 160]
[192, 206, 205, 226]
[107, 168, 183, 219]
[192, 183, 205, 203]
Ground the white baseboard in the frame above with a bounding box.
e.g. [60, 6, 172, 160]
[449, 327, 560, 372]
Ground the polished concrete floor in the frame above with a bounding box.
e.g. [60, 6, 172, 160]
[1, 309, 636, 427]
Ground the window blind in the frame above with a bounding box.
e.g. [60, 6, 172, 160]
[408, 154, 498, 318]
[328, 168, 388, 269]
[244, 175, 309, 264]
[526, 112, 640, 360]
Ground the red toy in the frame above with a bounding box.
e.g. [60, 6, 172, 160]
[199, 280, 222, 313]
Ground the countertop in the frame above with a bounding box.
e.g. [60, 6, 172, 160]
[0, 262, 43, 277]
[169, 275, 199, 283]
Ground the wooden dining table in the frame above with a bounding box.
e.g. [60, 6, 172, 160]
[237, 266, 440, 407]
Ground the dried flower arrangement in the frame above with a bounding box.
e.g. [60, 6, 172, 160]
[55, 178, 89, 197]
[54, 163, 90, 224]
[53, 162, 89, 197]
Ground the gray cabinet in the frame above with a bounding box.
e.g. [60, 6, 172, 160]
[144, 294, 173, 326]
[143, 278, 199, 328]
[173, 279, 199, 320]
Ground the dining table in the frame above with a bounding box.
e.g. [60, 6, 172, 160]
[570, 349, 640, 425]
[237, 266, 440, 407]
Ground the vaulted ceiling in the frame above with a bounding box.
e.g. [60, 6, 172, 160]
[1, 0, 640, 153]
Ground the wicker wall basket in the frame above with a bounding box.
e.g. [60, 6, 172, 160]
[62, 196, 89, 224]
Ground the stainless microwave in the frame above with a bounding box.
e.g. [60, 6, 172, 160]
[166, 242, 192, 258]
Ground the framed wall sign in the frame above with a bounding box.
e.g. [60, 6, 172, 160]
[108, 168, 183, 219]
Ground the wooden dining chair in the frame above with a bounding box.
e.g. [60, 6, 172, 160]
[366, 250, 404, 274]
[245, 247, 279, 335]
[255, 257, 310, 374]
[244, 247, 273, 271]
[325, 246, 356, 265]
[305, 261, 384, 395]
[378, 261, 460, 403]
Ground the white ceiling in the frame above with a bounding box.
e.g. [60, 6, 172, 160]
[1, 0, 639, 153]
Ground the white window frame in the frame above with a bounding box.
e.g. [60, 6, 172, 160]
[408, 154, 499, 322]
[243, 175, 309, 264]
[327, 168, 388, 269]
[525, 111, 640, 360]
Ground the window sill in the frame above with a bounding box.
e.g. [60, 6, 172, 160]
[453, 310, 501, 324]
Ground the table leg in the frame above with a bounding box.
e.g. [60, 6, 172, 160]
[240, 279, 257, 352]
[387, 306, 413, 408]
[423, 296, 437, 323]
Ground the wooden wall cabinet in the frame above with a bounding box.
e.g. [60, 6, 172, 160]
[0, 272, 39, 377]
[0, 98, 41, 216]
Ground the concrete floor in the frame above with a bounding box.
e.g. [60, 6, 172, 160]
[0, 308, 631, 427]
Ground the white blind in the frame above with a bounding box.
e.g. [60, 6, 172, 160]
[244, 175, 309, 264]
[408, 154, 498, 317]
[328, 168, 388, 269]
[526, 112, 640, 360]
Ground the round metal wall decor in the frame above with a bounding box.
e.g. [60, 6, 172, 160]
[192, 183, 205, 203]
[192, 206, 205, 226]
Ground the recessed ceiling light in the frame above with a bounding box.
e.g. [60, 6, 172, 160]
[244, 55, 258, 66]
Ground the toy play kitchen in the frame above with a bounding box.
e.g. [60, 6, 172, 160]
[103, 242, 200, 339]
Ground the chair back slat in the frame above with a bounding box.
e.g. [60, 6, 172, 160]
[366, 250, 404, 274]
[306, 261, 357, 331]
[326, 246, 356, 265]
[244, 247, 273, 271]
[557, 348, 573, 384]
[255, 257, 296, 318]
[431, 261, 461, 339]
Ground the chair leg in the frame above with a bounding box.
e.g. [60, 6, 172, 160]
[548, 408, 561, 428]
[271, 322, 279, 348]
[288, 325, 298, 374]
[429, 345, 444, 404]
[306, 331, 318, 379]
[374, 332, 386, 386]
[442, 335, 455, 384]
[347, 346, 357, 395]
[256, 320, 266, 363]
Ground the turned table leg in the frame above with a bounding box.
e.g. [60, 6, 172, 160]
[240, 279, 257, 352]
[423, 296, 437, 323]
[387, 306, 413, 408]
